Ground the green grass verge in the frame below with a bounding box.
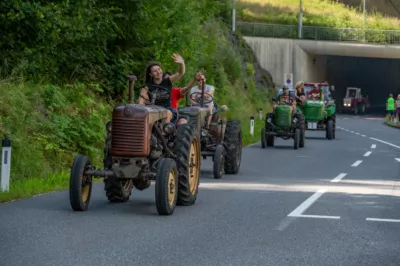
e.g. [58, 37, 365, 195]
[237, 0, 400, 30]
[384, 117, 400, 128]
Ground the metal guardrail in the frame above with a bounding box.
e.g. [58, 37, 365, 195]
[237, 22, 400, 45]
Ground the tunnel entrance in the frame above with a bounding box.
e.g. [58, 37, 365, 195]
[312, 55, 400, 115]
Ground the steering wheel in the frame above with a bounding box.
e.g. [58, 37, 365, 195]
[146, 84, 170, 104]
[189, 91, 213, 105]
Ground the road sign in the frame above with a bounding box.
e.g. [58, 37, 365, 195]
[284, 73, 293, 91]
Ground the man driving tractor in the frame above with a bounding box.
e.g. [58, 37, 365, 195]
[307, 84, 323, 100]
[273, 86, 296, 116]
[190, 72, 215, 128]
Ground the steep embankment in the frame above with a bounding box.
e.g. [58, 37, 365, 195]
[0, 0, 274, 201]
[237, 0, 400, 30]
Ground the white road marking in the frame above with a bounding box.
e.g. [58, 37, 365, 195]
[366, 218, 400, 223]
[355, 132, 360, 135]
[350, 131, 354, 133]
[343, 118, 348, 120]
[351, 160, 363, 167]
[295, 214, 340, 219]
[395, 158, 400, 163]
[371, 144, 376, 149]
[361, 134, 366, 137]
[364, 151, 372, 157]
[370, 137, 400, 149]
[331, 173, 347, 183]
[287, 189, 340, 219]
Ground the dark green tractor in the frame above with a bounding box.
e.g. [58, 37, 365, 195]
[178, 81, 242, 179]
[261, 96, 305, 149]
[300, 82, 336, 140]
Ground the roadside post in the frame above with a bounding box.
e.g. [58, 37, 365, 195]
[1, 137, 12, 192]
[259, 108, 263, 120]
[250, 116, 254, 136]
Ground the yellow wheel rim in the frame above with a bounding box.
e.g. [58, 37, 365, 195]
[81, 175, 90, 202]
[168, 169, 176, 206]
[189, 138, 200, 193]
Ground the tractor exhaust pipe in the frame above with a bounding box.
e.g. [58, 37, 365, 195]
[126, 75, 137, 104]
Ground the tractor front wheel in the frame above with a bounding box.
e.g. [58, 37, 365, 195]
[69, 155, 93, 211]
[261, 128, 267, 148]
[155, 158, 178, 215]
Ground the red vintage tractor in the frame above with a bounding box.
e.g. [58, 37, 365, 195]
[68, 75, 201, 216]
[342, 87, 370, 115]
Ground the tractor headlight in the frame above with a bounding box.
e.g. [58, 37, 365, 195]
[163, 123, 176, 135]
[106, 121, 112, 132]
[267, 118, 272, 123]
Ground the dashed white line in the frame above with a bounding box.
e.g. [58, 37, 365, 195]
[330, 173, 347, 183]
[371, 144, 376, 149]
[355, 132, 360, 135]
[366, 218, 400, 223]
[363, 151, 372, 157]
[395, 158, 400, 163]
[361, 134, 366, 137]
[370, 137, 400, 149]
[287, 189, 340, 219]
[351, 160, 363, 167]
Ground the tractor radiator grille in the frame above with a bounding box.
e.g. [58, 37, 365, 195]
[111, 117, 147, 157]
[186, 113, 199, 129]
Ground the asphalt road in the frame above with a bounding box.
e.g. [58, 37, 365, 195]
[1, 114, 400, 266]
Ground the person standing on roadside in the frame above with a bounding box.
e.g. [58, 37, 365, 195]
[386, 94, 395, 122]
[395, 94, 400, 122]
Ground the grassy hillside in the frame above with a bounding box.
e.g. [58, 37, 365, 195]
[0, 1, 274, 202]
[340, 0, 400, 18]
[237, 0, 400, 30]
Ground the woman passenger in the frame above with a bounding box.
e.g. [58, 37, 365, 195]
[138, 53, 186, 124]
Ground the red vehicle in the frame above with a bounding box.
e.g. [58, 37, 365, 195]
[342, 87, 370, 114]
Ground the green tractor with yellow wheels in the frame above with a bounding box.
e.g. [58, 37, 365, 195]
[261, 95, 306, 149]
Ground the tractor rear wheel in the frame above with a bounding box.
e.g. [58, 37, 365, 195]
[174, 124, 201, 206]
[224, 120, 242, 175]
[104, 178, 133, 203]
[297, 113, 305, 148]
[213, 144, 224, 179]
[293, 128, 300, 149]
[326, 120, 334, 140]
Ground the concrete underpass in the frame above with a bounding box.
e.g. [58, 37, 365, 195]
[245, 37, 400, 113]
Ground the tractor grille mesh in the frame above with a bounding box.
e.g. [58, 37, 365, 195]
[111, 117, 146, 156]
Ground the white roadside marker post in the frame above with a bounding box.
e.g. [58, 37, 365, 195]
[1, 137, 12, 192]
[259, 108, 263, 120]
[250, 116, 255, 136]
